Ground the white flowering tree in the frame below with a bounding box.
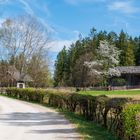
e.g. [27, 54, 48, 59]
[84, 40, 121, 86]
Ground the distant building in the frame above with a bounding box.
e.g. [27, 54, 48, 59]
[7, 66, 33, 88]
[110, 66, 140, 89]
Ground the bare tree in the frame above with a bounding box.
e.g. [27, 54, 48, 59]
[0, 16, 50, 75]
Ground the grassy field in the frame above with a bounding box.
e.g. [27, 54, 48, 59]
[79, 90, 140, 100]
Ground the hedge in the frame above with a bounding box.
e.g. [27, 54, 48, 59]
[6, 88, 45, 103]
[4, 87, 140, 140]
[123, 104, 140, 140]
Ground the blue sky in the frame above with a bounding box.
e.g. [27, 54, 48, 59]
[0, 0, 140, 70]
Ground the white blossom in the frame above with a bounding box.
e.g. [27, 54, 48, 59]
[84, 61, 102, 68]
[98, 40, 120, 66]
[84, 40, 120, 78]
[90, 69, 103, 76]
[108, 68, 121, 77]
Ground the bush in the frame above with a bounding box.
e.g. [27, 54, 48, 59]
[6, 88, 45, 103]
[123, 104, 140, 140]
[111, 78, 126, 86]
[4, 88, 140, 140]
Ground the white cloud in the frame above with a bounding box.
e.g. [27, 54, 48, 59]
[107, 17, 129, 33]
[0, 18, 5, 28]
[47, 39, 76, 52]
[113, 17, 129, 29]
[108, 1, 139, 14]
[37, 17, 56, 35]
[46, 28, 82, 53]
[18, 0, 55, 35]
[0, 0, 33, 14]
[42, 5, 51, 17]
[65, 0, 105, 5]
[19, 0, 34, 15]
[47, 39, 77, 73]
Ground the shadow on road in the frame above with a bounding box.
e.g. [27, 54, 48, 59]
[0, 112, 70, 126]
[0, 112, 82, 139]
[30, 128, 76, 134]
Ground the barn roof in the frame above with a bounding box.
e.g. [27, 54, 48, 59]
[115, 66, 140, 74]
[8, 66, 33, 82]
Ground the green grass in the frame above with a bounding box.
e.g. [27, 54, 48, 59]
[79, 90, 140, 96]
[58, 110, 118, 140]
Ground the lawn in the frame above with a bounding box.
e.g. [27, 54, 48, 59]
[79, 90, 140, 100]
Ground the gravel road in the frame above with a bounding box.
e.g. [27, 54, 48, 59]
[0, 96, 81, 140]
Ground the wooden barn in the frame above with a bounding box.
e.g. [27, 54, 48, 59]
[110, 66, 140, 89]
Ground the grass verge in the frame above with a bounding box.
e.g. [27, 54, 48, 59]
[58, 109, 118, 140]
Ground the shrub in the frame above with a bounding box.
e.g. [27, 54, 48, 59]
[123, 104, 140, 140]
[6, 88, 45, 103]
[111, 78, 126, 86]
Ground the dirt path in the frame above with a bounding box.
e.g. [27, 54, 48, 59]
[0, 96, 81, 140]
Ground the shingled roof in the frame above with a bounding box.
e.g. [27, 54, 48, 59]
[115, 66, 140, 74]
[7, 66, 33, 82]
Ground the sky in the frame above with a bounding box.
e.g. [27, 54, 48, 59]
[0, 0, 140, 70]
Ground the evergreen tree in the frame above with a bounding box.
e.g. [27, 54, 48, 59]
[54, 27, 140, 87]
[134, 36, 140, 65]
[123, 43, 136, 66]
[54, 46, 68, 86]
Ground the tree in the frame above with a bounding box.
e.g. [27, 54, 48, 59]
[54, 27, 140, 87]
[0, 16, 50, 76]
[123, 43, 135, 66]
[0, 15, 51, 87]
[54, 46, 68, 86]
[117, 30, 128, 66]
[107, 31, 118, 43]
[134, 36, 140, 65]
[0, 60, 9, 86]
[84, 40, 120, 86]
[28, 53, 50, 87]
[71, 51, 95, 87]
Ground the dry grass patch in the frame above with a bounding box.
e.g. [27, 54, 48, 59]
[107, 94, 140, 100]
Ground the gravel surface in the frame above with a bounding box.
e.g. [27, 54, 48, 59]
[0, 96, 81, 140]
